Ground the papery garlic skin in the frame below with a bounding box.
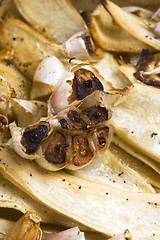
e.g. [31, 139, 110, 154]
[62, 31, 91, 60]
[48, 71, 74, 115]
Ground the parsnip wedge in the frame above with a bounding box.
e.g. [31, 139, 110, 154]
[14, 0, 86, 44]
[0, 172, 78, 227]
[108, 84, 160, 163]
[0, 19, 63, 80]
[0, 144, 160, 239]
[91, 52, 131, 89]
[11, 99, 47, 128]
[112, 133, 160, 176]
[0, 61, 31, 99]
[100, 0, 160, 50]
[0, 19, 98, 81]
[81, 5, 152, 52]
[110, 143, 160, 189]
[117, 62, 138, 85]
[68, 149, 155, 192]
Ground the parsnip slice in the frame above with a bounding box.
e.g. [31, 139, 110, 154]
[117, 62, 138, 85]
[0, 144, 160, 239]
[0, 172, 78, 227]
[110, 143, 160, 189]
[91, 52, 131, 89]
[14, 0, 86, 44]
[101, 0, 160, 50]
[112, 133, 160, 176]
[108, 84, 160, 162]
[0, 19, 62, 80]
[81, 6, 152, 52]
[11, 99, 47, 128]
[0, 61, 31, 99]
[30, 82, 54, 100]
[68, 149, 155, 192]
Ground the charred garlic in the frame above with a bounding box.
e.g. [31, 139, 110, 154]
[9, 91, 114, 171]
[9, 120, 56, 160]
[48, 67, 104, 115]
[133, 49, 160, 86]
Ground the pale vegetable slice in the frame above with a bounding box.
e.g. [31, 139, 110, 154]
[123, 6, 153, 18]
[30, 82, 54, 100]
[81, 5, 152, 52]
[110, 143, 160, 188]
[14, 0, 86, 44]
[0, 19, 97, 81]
[3, 212, 40, 240]
[68, 149, 155, 192]
[0, 145, 160, 239]
[0, 18, 63, 80]
[0, 61, 31, 99]
[91, 52, 131, 89]
[117, 62, 138, 85]
[0, 172, 78, 227]
[11, 99, 47, 128]
[108, 83, 160, 162]
[112, 135, 160, 176]
[101, 0, 160, 50]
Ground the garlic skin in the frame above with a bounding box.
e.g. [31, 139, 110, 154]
[48, 71, 74, 115]
[62, 31, 91, 60]
[42, 227, 85, 240]
[33, 56, 65, 85]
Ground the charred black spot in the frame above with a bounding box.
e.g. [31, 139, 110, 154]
[133, 49, 160, 86]
[135, 49, 154, 72]
[83, 35, 95, 54]
[73, 68, 103, 100]
[59, 119, 68, 129]
[45, 132, 68, 164]
[67, 110, 87, 130]
[22, 124, 48, 154]
[94, 126, 110, 149]
[83, 106, 109, 124]
[73, 135, 93, 166]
